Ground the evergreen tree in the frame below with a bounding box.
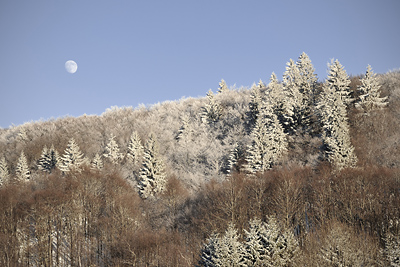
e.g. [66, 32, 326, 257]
[16, 151, 30, 182]
[242, 217, 266, 266]
[326, 59, 352, 105]
[91, 153, 103, 170]
[103, 134, 122, 164]
[176, 114, 192, 142]
[282, 59, 303, 133]
[262, 216, 299, 267]
[59, 138, 85, 173]
[248, 83, 263, 127]
[356, 65, 388, 112]
[226, 143, 240, 176]
[201, 89, 223, 125]
[217, 79, 229, 94]
[317, 82, 357, 170]
[258, 79, 265, 89]
[38, 145, 59, 173]
[246, 102, 288, 174]
[214, 222, 244, 267]
[138, 133, 166, 199]
[0, 156, 9, 186]
[198, 233, 220, 267]
[127, 131, 143, 165]
[296, 52, 318, 105]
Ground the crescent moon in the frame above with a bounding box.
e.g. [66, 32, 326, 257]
[65, 60, 78, 74]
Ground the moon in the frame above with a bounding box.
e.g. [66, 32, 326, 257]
[65, 60, 78, 74]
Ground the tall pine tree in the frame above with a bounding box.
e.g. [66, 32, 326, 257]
[59, 138, 85, 173]
[16, 151, 30, 182]
[103, 134, 122, 164]
[0, 156, 9, 186]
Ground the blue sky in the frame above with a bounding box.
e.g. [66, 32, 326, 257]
[1, 0, 399, 128]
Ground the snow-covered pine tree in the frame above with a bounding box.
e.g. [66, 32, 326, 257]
[242, 217, 266, 266]
[268, 72, 293, 132]
[103, 134, 122, 164]
[38, 145, 59, 173]
[258, 79, 265, 89]
[248, 83, 263, 127]
[326, 59, 352, 105]
[91, 153, 103, 170]
[296, 52, 317, 105]
[282, 59, 303, 133]
[197, 233, 220, 267]
[176, 114, 192, 142]
[246, 101, 288, 174]
[138, 133, 166, 199]
[201, 89, 223, 125]
[127, 131, 143, 165]
[16, 151, 30, 182]
[261, 215, 299, 267]
[217, 79, 229, 94]
[317, 82, 357, 170]
[59, 138, 85, 173]
[0, 156, 10, 186]
[356, 65, 388, 112]
[214, 222, 244, 267]
[226, 143, 240, 176]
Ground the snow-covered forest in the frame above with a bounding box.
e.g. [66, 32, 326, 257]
[1, 53, 400, 266]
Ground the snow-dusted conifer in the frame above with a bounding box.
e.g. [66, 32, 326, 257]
[103, 134, 122, 164]
[317, 82, 357, 170]
[226, 143, 240, 175]
[296, 52, 317, 105]
[0, 156, 10, 186]
[38, 145, 59, 173]
[327, 59, 352, 105]
[201, 89, 223, 124]
[127, 131, 143, 165]
[214, 222, 244, 267]
[176, 114, 192, 142]
[138, 133, 166, 199]
[246, 102, 287, 174]
[217, 79, 229, 94]
[258, 79, 265, 89]
[198, 233, 220, 267]
[248, 84, 263, 127]
[59, 138, 85, 173]
[242, 217, 266, 266]
[356, 65, 388, 112]
[16, 151, 30, 182]
[91, 153, 103, 170]
[262, 216, 299, 267]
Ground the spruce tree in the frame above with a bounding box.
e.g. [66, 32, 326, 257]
[242, 217, 266, 266]
[127, 131, 143, 165]
[103, 134, 122, 164]
[248, 83, 263, 127]
[16, 151, 30, 182]
[59, 138, 85, 173]
[0, 156, 9, 186]
[326, 59, 352, 105]
[317, 82, 357, 170]
[246, 102, 287, 174]
[38, 145, 59, 173]
[214, 222, 244, 267]
[217, 79, 229, 94]
[91, 153, 103, 170]
[138, 133, 166, 199]
[201, 89, 223, 125]
[198, 233, 220, 267]
[356, 65, 388, 112]
[296, 52, 317, 105]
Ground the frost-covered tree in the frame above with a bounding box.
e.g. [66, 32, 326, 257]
[0, 156, 10, 186]
[327, 59, 352, 105]
[214, 222, 244, 267]
[176, 114, 192, 142]
[382, 220, 400, 267]
[267, 72, 293, 132]
[248, 83, 263, 127]
[127, 131, 143, 165]
[356, 65, 388, 112]
[38, 145, 59, 173]
[296, 52, 317, 105]
[103, 134, 122, 164]
[138, 133, 166, 199]
[226, 143, 241, 176]
[201, 89, 223, 124]
[242, 217, 266, 266]
[198, 233, 220, 267]
[262, 216, 299, 267]
[258, 79, 265, 89]
[91, 153, 103, 170]
[217, 79, 229, 94]
[16, 151, 30, 182]
[246, 102, 287, 174]
[59, 138, 85, 173]
[317, 82, 357, 170]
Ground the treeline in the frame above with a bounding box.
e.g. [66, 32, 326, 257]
[1, 53, 400, 266]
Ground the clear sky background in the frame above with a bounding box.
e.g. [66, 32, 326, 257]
[1, 0, 399, 128]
